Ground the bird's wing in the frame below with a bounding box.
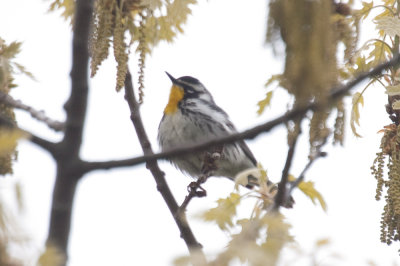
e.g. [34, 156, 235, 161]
[237, 140, 257, 166]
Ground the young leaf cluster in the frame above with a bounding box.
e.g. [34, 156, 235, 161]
[48, 0, 75, 21]
[192, 166, 326, 266]
[0, 38, 31, 175]
[200, 191, 293, 266]
[347, 1, 395, 137]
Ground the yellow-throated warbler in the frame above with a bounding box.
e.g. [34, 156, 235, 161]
[158, 72, 258, 184]
[158, 72, 294, 207]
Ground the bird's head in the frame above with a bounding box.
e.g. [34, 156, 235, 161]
[163, 72, 214, 114]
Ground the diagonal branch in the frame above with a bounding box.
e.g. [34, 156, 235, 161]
[123, 69, 207, 264]
[329, 54, 400, 100]
[0, 90, 65, 132]
[274, 129, 300, 209]
[288, 132, 330, 195]
[76, 53, 400, 174]
[289, 150, 327, 194]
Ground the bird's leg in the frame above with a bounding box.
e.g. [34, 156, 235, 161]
[200, 145, 224, 174]
[179, 146, 224, 213]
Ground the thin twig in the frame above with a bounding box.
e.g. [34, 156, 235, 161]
[273, 129, 300, 209]
[0, 90, 65, 132]
[281, 125, 331, 208]
[289, 150, 327, 194]
[179, 175, 208, 213]
[288, 133, 330, 194]
[123, 69, 207, 264]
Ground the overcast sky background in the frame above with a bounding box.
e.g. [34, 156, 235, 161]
[1, 0, 400, 265]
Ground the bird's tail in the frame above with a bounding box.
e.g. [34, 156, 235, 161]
[235, 168, 294, 208]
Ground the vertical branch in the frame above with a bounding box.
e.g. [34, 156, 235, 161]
[62, 0, 92, 155]
[46, 169, 79, 255]
[46, 0, 94, 263]
[123, 70, 207, 264]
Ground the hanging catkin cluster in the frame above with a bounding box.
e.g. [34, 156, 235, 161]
[137, 10, 147, 104]
[89, 0, 197, 97]
[267, 0, 345, 154]
[333, 99, 345, 145]
[90, 0, 141, 91]
[268, 0, 337, 103]
[264, 1, 361, 150]
[371, 124, 400, 246]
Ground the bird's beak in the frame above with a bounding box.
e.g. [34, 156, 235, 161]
[165, 72, 177, 84]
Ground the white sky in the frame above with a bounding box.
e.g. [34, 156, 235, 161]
[1, 0, 400, 265]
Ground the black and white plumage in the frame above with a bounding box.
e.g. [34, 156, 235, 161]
[158, 73, 257, 181]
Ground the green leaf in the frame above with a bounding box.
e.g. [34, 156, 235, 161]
[38, 244, 66, 266]
[375, 17, 400, 38]
[350, 92, 364, 137]
[48, 0, 75, 21]
[202, 193, 241, 231]
[257, 91, 273, 116]
[368, 40, 391, 65]
[316, 238, 331, 247]
[13, 62, 35, 80]
[256, 74, 281, 116]
[260, 213, 293, 264]
[0, 129, 27, 156]
[298, 180, 327, 211]
[1, 41, 21, 59]
[357, 1, 373, 19]
[173, 255, 191, 266]
[385, 84, 400, 96]
[288, 175, 326, 211]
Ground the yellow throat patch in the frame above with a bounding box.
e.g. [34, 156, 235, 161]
[164, 85, 184, 114]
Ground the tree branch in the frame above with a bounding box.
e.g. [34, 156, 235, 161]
[60, 3, 92, 157]
[270, 49, 398, 208]
[288, 131, 330, 195]
[329, 54, 400, 100]
[274, 128, 300, 209]
[77, 54, 400, 175]
[23, 38, 397, 264]
[123, 69, 207, 264]
[289, 150, 327, 195]
[46, 0, 93, 263]
[0, 90, 65, 132]
[0, 113, 58, 154]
